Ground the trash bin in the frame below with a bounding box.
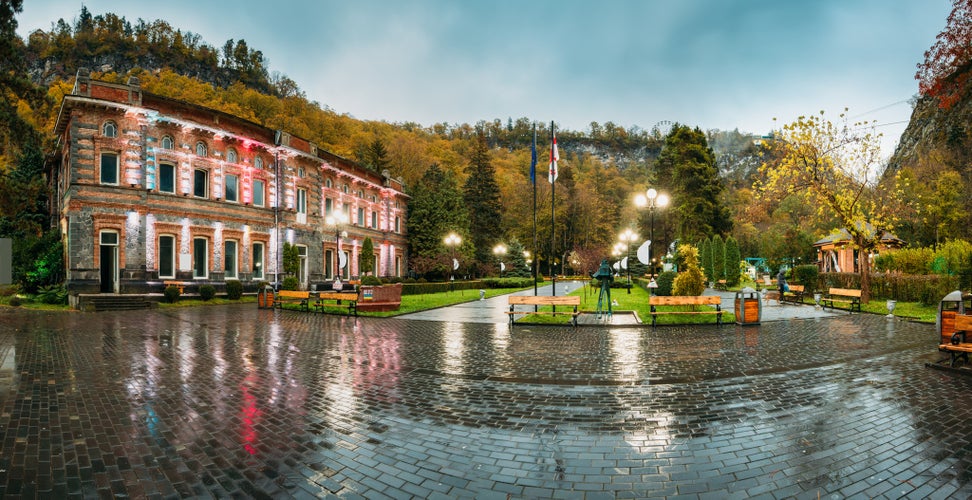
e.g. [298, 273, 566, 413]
[257, 285, 275, 309]
[735, 287, 761, 325]
[937, 290, 967, 345]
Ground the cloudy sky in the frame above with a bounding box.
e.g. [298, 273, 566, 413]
[18, 1, 952, 156]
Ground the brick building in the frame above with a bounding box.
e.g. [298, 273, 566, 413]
[49, 70, 408, 306]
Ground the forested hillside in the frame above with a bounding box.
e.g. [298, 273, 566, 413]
[13, 3, 950, 287]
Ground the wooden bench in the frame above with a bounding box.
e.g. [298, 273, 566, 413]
[820, 287, 861, 312]
[275, 290, 311, 312]
[314, 292, 359, 316]
[507, 295, 581, 326]
[940, 314, 972, 367]
[648, 295, 723, 327]
[782, 284, 806, 304]
[163, 280, 193, 294]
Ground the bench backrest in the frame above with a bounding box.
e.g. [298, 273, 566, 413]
[277, 290, 309, 299]
[508, 295, 581, 306]
[788, 285, 805, 292]
[649, 295, 722, 306]
[955, 314, 972, 332]
[828, 288, 861, 298]
[318, 292, 358, 301]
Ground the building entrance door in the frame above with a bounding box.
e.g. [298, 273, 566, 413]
[100, 232, 118, 293]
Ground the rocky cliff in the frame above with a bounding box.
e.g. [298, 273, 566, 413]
[886, 85, 972, 181]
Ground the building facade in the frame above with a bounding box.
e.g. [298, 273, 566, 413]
[49, 70, 408, 305]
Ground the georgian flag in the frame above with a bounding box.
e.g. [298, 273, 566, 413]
[548, 130, 559, 184]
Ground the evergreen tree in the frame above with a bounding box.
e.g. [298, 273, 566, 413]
[711, 234, 726, 284]
[359, 237, 375, 275]
[504, 240, 531, 278]
[463, 132, 503, 274]
[656, 124, 732, 244]
[699, 237, 713, 283]
[361, 138, 390, 172]
[725, 236, 742, 286]
[407, 164, 469, 260]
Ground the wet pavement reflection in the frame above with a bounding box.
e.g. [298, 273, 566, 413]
[0, 305, 971, 498]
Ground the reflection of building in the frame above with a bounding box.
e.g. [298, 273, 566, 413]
[49, 70, 408, 305]
[814, 228, 904, 273]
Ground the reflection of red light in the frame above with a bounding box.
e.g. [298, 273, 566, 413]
[240, 382, 261, 455]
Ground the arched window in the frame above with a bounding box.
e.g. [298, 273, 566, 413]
[195, 141, 208, 157]
[226, 148, 238, 163]
[325, 178, 332, 188]
[161, 135, 174, 149]
[103, 121, 117, 138]
[254, 156, 263, 170]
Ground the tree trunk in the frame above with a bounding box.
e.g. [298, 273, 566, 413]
[856, 242, 872, 304]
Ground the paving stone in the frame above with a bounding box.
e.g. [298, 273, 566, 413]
[0, 299, 970, 498]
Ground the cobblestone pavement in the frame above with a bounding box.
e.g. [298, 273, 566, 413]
[1, 304, 971, 499]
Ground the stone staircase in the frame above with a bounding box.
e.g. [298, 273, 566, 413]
[79, 294, 155, 312]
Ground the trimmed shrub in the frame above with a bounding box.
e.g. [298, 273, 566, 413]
[199, 284, 216, 301]
[792, 265, 819, 291]
[282, 276, 299, 291]
[361, 275, 383, 286]
[655, 271, 678, 296]
[163, 285, 181, 303]
[673, 244, 706, 296]
[225, 280, 243, 300]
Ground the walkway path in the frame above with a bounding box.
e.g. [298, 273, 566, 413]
[402, 282, 840, 325]
[0, 293, 968, 498]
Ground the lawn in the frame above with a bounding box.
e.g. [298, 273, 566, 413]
[513, 285, 733, 325]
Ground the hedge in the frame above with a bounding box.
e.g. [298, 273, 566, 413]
[816, 272, 959, 305]
[400, 277, 535, 295]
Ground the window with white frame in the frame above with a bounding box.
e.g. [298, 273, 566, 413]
[224, 240, 238, 279]
[225, 174, 239, 202]
[252, 179, 265, 207]
[100, 152, 119, 185]
[103, 121, 117, 138]
[254, 156, 263, 170]
[297, 245, 307, 284]
[325, 178, 332, 188]
[371, 211, 377, 229]
[325, 197, 333, 215]
[297, 188, 307, 214]
[161, 135, 174, 149]
[226, 148, 238, 164]
[159, 235, 175, 279]
[192, 237, 208, 279]
[195, 141, 208, 157]
[357, 207, 364, 226]
[193, 169, 209, 198]
[159, 163, 175, 193]
[252, 242, 264, 280]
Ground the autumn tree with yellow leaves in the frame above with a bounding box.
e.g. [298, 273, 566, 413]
[755, 111, 896, 303]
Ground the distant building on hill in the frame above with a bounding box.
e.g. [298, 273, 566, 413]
[48, 69, 408, 307]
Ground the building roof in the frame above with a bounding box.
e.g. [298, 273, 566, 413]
[813, 227, 905, 248]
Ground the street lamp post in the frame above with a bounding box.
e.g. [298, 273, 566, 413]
[325, 211, 349, 282]
[444, 232, 461, 285]
[635, 188, 669, 281]
[493, 243, 507, 278]
[634, 188, 670, 292]
[618, 228, 638, 293]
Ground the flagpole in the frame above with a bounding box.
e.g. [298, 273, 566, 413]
[532, 123, 538, 299]
[550, 120, 556, 298]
